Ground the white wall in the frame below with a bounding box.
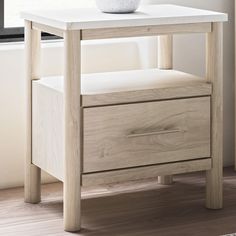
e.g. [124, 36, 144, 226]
[0, 1, 234, 189]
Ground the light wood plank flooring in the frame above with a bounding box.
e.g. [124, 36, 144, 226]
[1, 167, 236, 236]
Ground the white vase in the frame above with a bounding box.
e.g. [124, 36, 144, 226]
[96, 0, 141, 13]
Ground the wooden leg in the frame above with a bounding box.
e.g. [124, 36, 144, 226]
[157, 35, 174, 185]
[206, 22, 223, 209]
[158, 175, 173, 185]
[158, 35, 173, 69]
[63, 30, 82, 232]
[24, 20, 41, 204]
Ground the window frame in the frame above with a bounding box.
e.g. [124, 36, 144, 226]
[0, 0, 59, 42]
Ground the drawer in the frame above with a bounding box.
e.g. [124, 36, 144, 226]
[83, 97, 211, 173]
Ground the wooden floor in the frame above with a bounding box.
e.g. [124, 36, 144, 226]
[1, 168, 236, 236]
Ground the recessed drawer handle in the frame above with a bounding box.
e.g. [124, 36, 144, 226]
[126, 129, 184, 138]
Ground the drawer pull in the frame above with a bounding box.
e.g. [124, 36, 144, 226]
[127, 129, 184, 138]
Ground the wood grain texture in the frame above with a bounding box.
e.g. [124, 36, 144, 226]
[25, 20, 41, 204]
[83, 97, 211, 173]
[1, 167, 235, 236]
[206, 22, 223, 209]
[82, 23, 212, 40]
[63, 30, 81, 232]
[32, 22, 64, 37]
[158, 34, 173, 184]
[32, 72, 212, 181]
[82, 158, 211, 186]
[81, 70, 212, 107]
[32, 82, 63, 181]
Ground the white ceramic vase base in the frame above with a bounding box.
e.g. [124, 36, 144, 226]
[96, 0, 141, 13]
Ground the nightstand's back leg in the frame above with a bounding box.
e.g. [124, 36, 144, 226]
[63, 30, 82, 232]
[206, 22, 223, 209]
[158, 35, 173, 70]
[24, 20, 41, 204]
[157, 35, 174, 185]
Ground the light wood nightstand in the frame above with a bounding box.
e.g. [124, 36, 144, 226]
[21, 5, 227, 232]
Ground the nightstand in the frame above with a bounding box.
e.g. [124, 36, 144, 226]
[21, 4, 227, 232]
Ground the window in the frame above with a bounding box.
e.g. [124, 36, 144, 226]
[0, 0, 95, 42]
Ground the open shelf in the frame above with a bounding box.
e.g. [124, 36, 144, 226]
[34, 69, 212, 107]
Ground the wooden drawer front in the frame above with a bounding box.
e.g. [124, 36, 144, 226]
[83, 97, 211, 173]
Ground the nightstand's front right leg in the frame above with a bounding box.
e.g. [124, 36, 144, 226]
[206, 22, 223, 209]
[63, 30, 82, 232]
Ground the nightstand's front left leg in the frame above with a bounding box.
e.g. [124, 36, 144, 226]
[157, 35, 174, 185]
[63, 30, 82, 232]
[24, 20, 41, 204]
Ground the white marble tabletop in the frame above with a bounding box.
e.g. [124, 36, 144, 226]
[21, 4, 228, 30]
